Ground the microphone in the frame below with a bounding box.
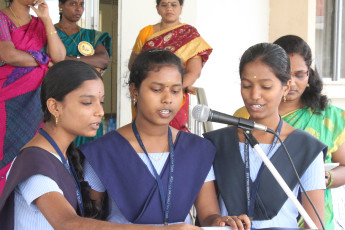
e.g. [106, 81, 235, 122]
[192, 104, 274, 133]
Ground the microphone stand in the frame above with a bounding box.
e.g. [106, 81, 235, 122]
[243, 130, 318, 229]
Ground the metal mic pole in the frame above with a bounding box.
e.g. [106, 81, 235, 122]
[243, 130, 318, 229]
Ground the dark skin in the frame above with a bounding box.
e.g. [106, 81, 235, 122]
[55, 0, 109, 72]
[18, 79, 201, 230]
[90, 66, 251, 229]
[240, 60, 325, 229]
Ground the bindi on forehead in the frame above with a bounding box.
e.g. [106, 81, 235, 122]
[160, 0, 179, 5]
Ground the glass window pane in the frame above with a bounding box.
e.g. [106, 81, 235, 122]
[315, 0, 334, 79]
[341, 5, 345, 79]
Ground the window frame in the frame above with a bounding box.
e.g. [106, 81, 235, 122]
[316, 0, 344, 81]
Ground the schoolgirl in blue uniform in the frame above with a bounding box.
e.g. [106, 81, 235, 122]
[80, 49, 251, 229]
[0, 60, 226, 230]
[204, 43, 326, 229]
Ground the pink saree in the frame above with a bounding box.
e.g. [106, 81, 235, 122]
[0, 15, 50, 195]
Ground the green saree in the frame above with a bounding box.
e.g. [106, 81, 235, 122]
[56, 27, 112, 147]
[56, 27, 112, 70]
[283, 104, 345, 230]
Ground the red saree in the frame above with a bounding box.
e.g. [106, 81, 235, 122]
[135, 24, 212, 131]
[0, 16, 50, 195]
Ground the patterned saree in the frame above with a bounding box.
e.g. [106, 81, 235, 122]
[132, 24, 212, 131]
[0, 15, 50, 195]
[283, 105, 345, 230]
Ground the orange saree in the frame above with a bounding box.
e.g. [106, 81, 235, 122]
[132, 24, 212, 131]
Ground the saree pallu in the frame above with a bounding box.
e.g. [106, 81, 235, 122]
[133, 24, 212, 131]
[0, 17, 50, 195]
[283, 105, 345, 230]
[56, 28, 112, 146]
[56, 28, 112, 63]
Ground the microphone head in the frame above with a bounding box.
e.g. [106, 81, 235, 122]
[192, 104, 210, 122]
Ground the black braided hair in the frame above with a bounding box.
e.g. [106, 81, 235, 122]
[41, 60, 103, 218]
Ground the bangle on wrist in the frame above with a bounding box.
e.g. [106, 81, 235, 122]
[326, 171, 334, 188]
[76, 55, 81, 61]
[49, 30, 57, 36]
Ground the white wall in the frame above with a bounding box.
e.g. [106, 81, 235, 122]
[117, 1, 160, 127]
[117, 0, 198, 127]
[193, 0, 270, 130]
[118, 0, 270, 129]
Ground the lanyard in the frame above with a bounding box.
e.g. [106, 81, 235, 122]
[38, 129, 84, 217]
[244, 117, 283, 219]
[132, 122, 174, 225]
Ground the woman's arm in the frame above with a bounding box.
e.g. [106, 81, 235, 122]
[66, 44, 109, 70]
[183, 57, 202, 94]
[302, 189, 325, 229]
[0, 41, 39, 66]
[30, 0, 65, 63]
[328, 141, 345, 188]
[128, 51, 138, 70]
[301, 149, 325, 229]
[36, 191, 202, 230]
[194, 181, 251, 230]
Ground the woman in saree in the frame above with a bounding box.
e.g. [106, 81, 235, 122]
[0, 0, 65, 195]
[55, 0, 112, 146]
[128, 0, 212, 132]
[234, 35, 345, 229]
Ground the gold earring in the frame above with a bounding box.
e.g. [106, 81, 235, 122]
[59, 8, 62, 13]
[133, 98, 137, 106]
[283, 95, 287, 103]
[55, 115, 59, 125]
[306, 83, 310, 87]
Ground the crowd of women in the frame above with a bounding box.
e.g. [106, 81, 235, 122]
[0, 0, 344, 229]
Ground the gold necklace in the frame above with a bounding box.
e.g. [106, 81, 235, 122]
[58, 23, 82, 47]
[148, 142, 169, 162]
[149, 152, 165, 162]
[9, 6, 32, 27]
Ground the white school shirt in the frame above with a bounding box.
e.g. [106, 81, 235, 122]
[218, 142, 325, 229]
[84, 151, 215, 225]
[7, 153, 64, 230]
